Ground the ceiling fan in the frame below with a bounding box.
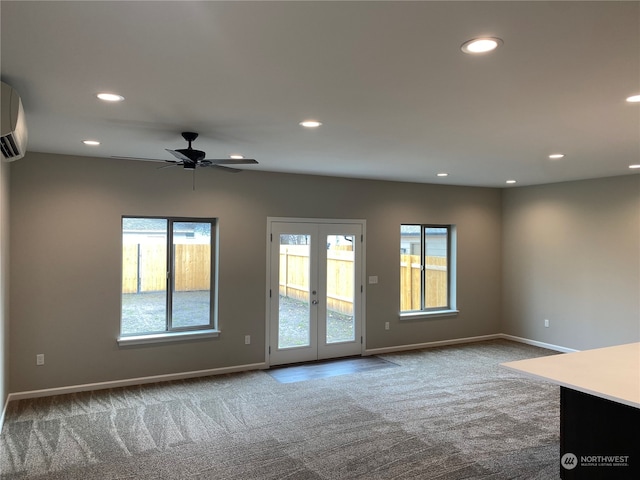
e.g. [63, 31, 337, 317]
[162, 131, 258, 172]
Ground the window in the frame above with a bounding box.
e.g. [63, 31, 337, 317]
[120, 217, 217, 340]
[400, 224, 455, 315]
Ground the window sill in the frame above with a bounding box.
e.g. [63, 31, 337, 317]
[400, 309, 459, 321]
[117, 329, 220, 346]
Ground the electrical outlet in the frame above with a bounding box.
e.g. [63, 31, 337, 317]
[244, 335, 251, 345]
[385, 322, 390, 330]
[36, 354, 44, 366]
[544, 319, 549, 328]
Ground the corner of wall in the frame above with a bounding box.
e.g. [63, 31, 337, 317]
[0, 158, 10, 430]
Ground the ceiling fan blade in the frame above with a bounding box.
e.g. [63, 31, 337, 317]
[205, 158, 258, 165]
[212, 164, 242, 173]
[158, 163, 179, 170]
[111, 155, 168, 162]
[165, 148, 191, 162]
[111, 156, 188, 171]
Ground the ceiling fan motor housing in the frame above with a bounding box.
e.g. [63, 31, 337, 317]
[176, 148, 205, 163]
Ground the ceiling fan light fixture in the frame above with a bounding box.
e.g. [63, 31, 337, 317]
[96, 92, 124, 102]
[626, 94, 640, 103]
[461, 37, 503, 54]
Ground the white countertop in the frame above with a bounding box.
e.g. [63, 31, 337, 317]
[501, 342, 640, 409]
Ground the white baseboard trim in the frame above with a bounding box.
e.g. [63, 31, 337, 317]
[364, 333, 577, 356]
[364, 334, 503, 356]
[498, 334, 579, 353]
[7, 362, 268, 403]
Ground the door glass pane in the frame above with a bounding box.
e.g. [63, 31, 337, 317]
[326, 234, 355, 343]
[121, 218, 167, 334]
[172, 221, 211, 328]
[424, 226, 448, 309]
[278, 234, 311, 348]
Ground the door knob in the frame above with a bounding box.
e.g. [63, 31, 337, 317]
[312, 300, 319, 305]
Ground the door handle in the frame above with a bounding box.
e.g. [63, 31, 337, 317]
[312, 300, 319, 305]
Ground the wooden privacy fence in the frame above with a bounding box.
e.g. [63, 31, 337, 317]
[400, 254, 448, 310]
[122, 244, 210, 293]
[279, 246, 355, 315]
[122, 245, 445, 311]
[278, 249, 447, 314]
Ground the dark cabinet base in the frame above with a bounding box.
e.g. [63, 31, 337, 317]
[560, 387, 640, 479]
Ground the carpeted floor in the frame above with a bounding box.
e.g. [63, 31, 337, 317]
[0, 340, 561, 479]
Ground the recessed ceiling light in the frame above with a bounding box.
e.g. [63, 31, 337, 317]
[506, 179, 517, 184]
[548, 153, 565, 159]
[96, 92, 124, 102]
[461, 37, 503, 54]
[82, 140, 100, 146]
[300, 120, 322, 128]
[229, 154, 244, 159]
[626, 94, 640, 103]
[630, 164, 640, 169]
[436, 173, 449, 177]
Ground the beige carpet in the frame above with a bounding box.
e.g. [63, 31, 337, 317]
[0, 340, 560, 479]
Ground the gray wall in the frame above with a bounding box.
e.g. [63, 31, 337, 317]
[9, 152, 502, 392]
[9, 152, 638, 394]
[502, 175, 640, 350]
[1, 159, 9, 408]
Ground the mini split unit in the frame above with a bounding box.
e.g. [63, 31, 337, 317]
[1, 81, 28, 161]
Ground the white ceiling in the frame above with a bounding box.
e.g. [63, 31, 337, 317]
[2, 0, 639, 187]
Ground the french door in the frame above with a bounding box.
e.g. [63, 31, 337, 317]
[268, 220, 364, 366]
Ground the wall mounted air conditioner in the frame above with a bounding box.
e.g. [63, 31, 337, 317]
[1, 81, 28, 161]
